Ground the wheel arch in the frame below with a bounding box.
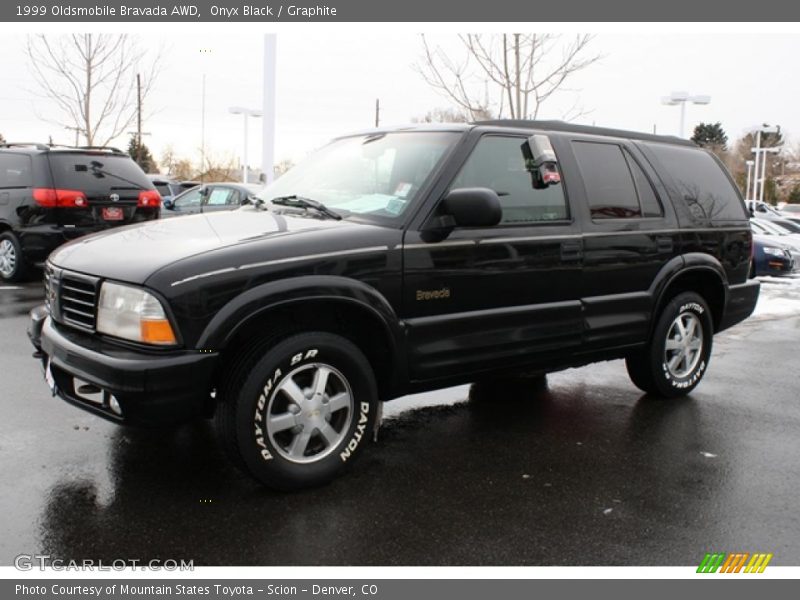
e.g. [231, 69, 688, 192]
[198, 276, 405, 400]
[651, 254, 728, 334]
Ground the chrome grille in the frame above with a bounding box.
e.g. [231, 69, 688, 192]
[59, 273, 99, 331]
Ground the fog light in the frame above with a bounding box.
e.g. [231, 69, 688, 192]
[109, 396, 122, 416]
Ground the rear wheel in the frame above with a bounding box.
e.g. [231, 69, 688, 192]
[0, 232, 27, 283]
[626, 292, 713, 398]
[215, 332, 379, 490]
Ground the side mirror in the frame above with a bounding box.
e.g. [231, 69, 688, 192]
[440, 187, 502, 228]
[163, 199, 174, 210]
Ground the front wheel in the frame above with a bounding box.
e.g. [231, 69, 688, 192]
[626, 292, 713, 398]
[215, 332, 379, 490]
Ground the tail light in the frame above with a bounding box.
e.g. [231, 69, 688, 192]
[137, 190, 161, 208]
[32, 188, 88, 208]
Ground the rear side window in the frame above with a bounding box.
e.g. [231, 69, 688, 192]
[206, 188, 237, 206]
[47, 153, 153, 195]
[451, 136, 569, 224]
[153, 183, 172, 197]
[646, 143, 747, 221]
[0, 154, 32, 188]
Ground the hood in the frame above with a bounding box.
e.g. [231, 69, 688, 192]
[49, 207, 370, 283]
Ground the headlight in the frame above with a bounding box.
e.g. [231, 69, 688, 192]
[763, 246, 787, 257]
[96, 282, 177, 345]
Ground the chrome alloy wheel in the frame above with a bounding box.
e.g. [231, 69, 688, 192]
[0, 239, 17, 278]
[664, 312, 704, 379]
[265, 363, 354, 464]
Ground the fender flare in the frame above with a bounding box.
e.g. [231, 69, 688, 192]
[196, 275, 403, 354]
[649, 252, 728, 333]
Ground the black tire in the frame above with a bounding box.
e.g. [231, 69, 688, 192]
[626, 292, 713, 398]
[0, 231, 28, 283]
[215, 332, 379, 490]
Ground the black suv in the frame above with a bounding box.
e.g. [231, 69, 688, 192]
[0, 144, 160, 282]
[28, 122, 759, 490]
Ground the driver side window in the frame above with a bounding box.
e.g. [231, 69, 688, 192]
[175, 188, 202, 208]
[450, 136, 568, 224]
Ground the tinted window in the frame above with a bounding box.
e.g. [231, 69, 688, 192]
[47, 153, 153, 196]
[154, 183, 172, 197]
[0, 153, 32, 188]
[646, 143, 747, 221]
[624, 149, 663, 217]
[451, 136, 568, 224]
[573, 142, 641, 219]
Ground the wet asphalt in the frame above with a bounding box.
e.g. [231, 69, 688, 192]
[1, 278, 799, 566]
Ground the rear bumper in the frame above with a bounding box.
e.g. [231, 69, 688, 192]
[718, 279, 760, 333]
[18, 224, 100, 262]
[30, 308, 219, 427]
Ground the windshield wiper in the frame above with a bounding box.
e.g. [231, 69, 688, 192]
[88, 161, 147, 190]
[270, 195, 342, 220]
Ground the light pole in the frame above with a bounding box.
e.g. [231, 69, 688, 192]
[749, 125, 781, 205]
[229, 107, 262, 183]
[661, 91, 711, 138]
[745, 160, 754, 201]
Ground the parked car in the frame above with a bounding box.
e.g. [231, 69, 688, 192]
[780, 203, 800, 216]
[749, 218, 800, 264]
[29, 121, 759, 490]
[160, 182, 263, 217]
[146, 175, 183, 206]
[751, 233, 795, 276]
[0, 143, 159, 282]
[746, 199, 786, 221]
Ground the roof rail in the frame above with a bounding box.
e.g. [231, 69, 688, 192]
[472, 119, 696, 147]
[0, 142, 50, 151]
[75, 145, 125, 154]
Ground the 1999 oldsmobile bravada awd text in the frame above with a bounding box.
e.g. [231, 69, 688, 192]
[28, 121, 760, 490]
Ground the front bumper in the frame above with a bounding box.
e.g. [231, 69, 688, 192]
[29, 306, 219, 427]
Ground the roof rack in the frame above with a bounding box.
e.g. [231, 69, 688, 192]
[473, 119, 696, 147]
[74, 145, 125, 154]
[0, 143, 128, 154]
[0, 142, 51, 151]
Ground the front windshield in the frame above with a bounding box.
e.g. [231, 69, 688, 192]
[257, 131, 460, 221]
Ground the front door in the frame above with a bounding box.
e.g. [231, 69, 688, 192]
[402, 134, 583, 382]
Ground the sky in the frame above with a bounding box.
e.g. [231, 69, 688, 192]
[0, 32, 798, 173]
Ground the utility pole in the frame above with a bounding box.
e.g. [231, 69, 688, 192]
[375, 98, 380, 128]
[64, 126, 83, 146]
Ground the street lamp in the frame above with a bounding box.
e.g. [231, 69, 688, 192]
[229, 106, 263, 183]
[661, 91, 711, 138]
[745, 160, 754, 201]
[749, 124, 781, 205]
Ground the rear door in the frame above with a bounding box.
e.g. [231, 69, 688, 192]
[46, 152, 154, 227]
[201, 185, 240, 213]
[566, 138, 679, 350]
[403, 132, 583, 381]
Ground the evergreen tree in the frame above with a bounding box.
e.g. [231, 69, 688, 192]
[127, 135, 157, 173]
[691, 122, 728, 150]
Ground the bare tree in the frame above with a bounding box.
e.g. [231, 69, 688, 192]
[25, 34, 160, 147]
[412, 107, 474, 123]
[415, 34, 600, 121]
